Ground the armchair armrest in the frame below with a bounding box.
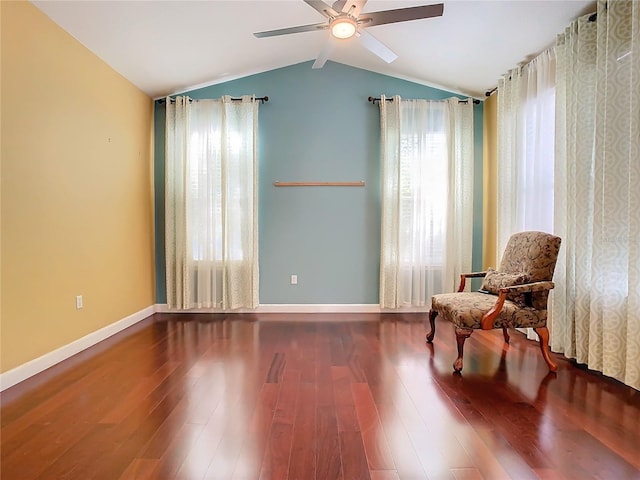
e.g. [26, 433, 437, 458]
[457, 271, 488, 292]
[480, 290, 508, 329]
[479, 281, 555, 330]
[499, 281, 555, 294]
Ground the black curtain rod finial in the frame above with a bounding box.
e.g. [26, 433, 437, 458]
[368, 96, 394, 104]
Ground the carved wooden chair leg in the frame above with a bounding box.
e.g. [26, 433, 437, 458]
[502, 327, 510, 344]
[426, 309, 437, 343]
[534, 326, 558, 372]
[453, 327, 473, 373]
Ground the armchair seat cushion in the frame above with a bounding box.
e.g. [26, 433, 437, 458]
[432, 292, 547, 330]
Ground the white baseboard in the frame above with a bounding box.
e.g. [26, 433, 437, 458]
[258, 304, 383, 314]
[0, 305, 155, 392]
[154, 303, 383, 314]
[155, 303, 429, 314]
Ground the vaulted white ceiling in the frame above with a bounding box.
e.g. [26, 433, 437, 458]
[32, 0, 595, 99]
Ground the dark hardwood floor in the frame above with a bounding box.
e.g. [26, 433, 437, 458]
[1, 313, 639, 480]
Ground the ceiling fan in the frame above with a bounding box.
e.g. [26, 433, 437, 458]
[253, 0, 444, 69]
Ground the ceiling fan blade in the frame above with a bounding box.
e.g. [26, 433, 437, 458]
[312, 38, 338, 69]
[332, 0, 346, 12]
[304, 0, 340, 18]
[254, 22, 328, 38]
[359, 3, 444, 28]
[356, 29, 398, 63]
[337, 0, 367, 17]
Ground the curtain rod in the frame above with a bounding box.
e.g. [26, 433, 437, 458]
[368, 96, 480, 105]
[156, 96, 269, 104]
[486, 9, 596, 99]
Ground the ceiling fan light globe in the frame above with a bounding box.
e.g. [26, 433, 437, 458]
[331, 17, 357, 39]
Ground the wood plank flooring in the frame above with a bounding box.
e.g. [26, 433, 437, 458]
[1, 313, 639, 479]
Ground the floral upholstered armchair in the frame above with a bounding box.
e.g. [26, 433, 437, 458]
[426, 231, 562, 373]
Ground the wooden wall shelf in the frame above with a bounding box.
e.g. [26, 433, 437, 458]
[273, 181, 365, 187]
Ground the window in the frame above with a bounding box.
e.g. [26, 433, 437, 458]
[398, 129, 448, 266]
[188, 129, 246, 262]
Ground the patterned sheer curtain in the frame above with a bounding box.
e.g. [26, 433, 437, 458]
[165, 95, 259, 310]
[379, 95, 474, 309]
[553, 0, 640, 390]
[496, 48, 556, 340]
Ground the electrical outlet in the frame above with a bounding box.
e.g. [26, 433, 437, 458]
[291, 274, 298, 285]
[76, 295, 83, 309]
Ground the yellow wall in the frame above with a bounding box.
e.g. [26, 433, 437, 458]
[1, 1, 155, 373]
[482, 93, 498, 268]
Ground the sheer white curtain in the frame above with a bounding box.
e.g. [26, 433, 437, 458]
[497, 48, 556, 252]
[165, 95, 259, 310]
[379, 95, 474, 309]
[496, 49, 556, 340]
[553, 0, 640, 390]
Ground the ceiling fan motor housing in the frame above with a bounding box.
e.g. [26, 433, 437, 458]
[330, 16, 357, 39]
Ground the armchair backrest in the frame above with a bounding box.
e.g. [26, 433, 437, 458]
[499, 231, 562, 309]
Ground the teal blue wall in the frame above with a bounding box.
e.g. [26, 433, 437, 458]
[154, 61, 483, 304]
